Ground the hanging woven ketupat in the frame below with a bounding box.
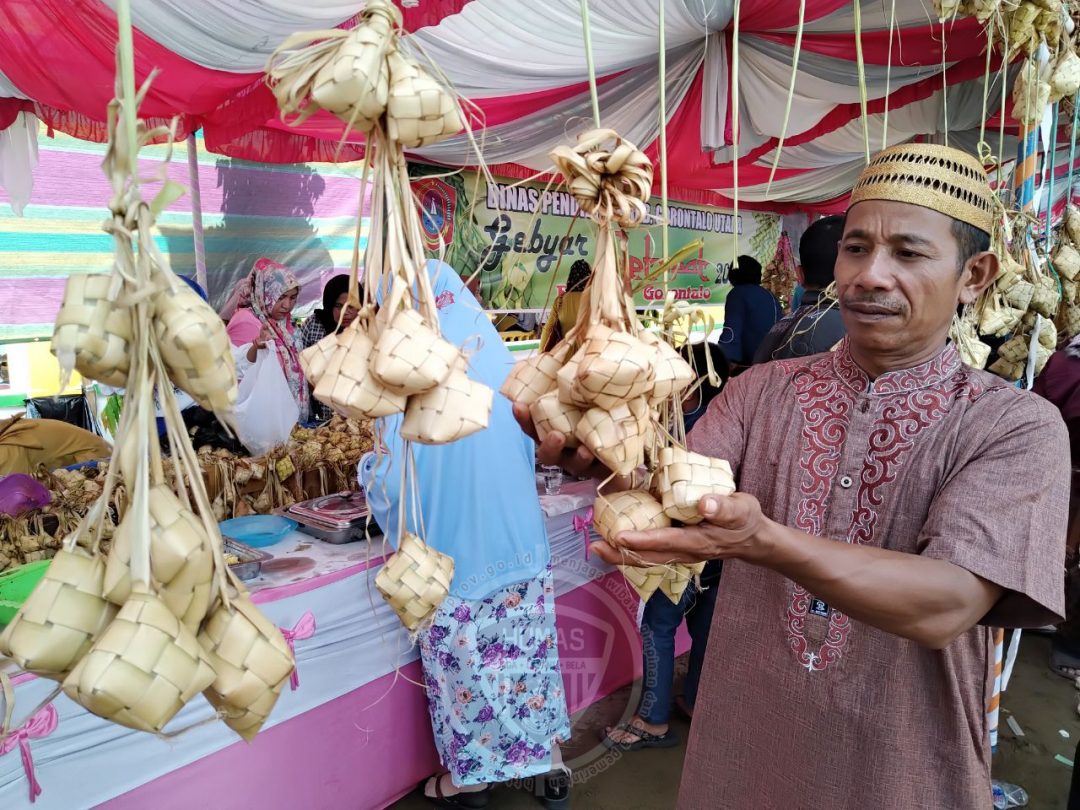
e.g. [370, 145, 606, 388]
[51, 274, 133, 388]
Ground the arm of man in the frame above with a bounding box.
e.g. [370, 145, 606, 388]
[597, 390, 1069, 648]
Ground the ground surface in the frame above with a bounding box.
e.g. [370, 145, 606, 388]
[394, 633, 1080, 810]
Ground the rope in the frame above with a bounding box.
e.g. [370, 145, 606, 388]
[658, 0, 669, 272]
[882, 0, 897, 149]
[766, 0, 806, 195]
[579, 0, 602, 128]
[853, 0, 870, 163]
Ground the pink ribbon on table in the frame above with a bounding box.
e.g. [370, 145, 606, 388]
[573, 508, 594, 561]
[279, 611, 317, 691]
[0, 704, 58, 804]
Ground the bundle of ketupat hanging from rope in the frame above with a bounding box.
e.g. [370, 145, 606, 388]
[501, 128, 735, 604]
[266, 0, 485, 632]
[1, 78, 293, 742]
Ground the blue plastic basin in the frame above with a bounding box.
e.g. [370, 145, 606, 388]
[217, 515, 297, 548]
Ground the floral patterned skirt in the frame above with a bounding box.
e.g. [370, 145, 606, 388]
[419, 566, 571, 786]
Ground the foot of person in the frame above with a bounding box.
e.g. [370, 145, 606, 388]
[424, 773, 488, 799]
[604, 715, 669, 745]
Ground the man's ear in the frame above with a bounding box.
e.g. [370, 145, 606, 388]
[958, 251, 998, 305]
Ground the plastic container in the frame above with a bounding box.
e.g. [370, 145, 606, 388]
[217, 515, 297, 548]
[0, 559, 52, 624]
[223, 538, 273, 581]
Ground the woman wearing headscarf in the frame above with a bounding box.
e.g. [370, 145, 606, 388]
[299, 274, 358, 350]
[360, 260, 571, 810]
[538, 259, 591, 353]
[229, 258, 309, 422]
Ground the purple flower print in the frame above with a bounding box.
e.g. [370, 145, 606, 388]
[428, 625, 449, 643]
[453, 604, 471, 622]
[481, 643, 505, 668]
[506, 740, 530, 765]
[476, 704, 495, 723]
[515, 704, 531, 720]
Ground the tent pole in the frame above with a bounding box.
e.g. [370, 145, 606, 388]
[186, 132, 208, 292]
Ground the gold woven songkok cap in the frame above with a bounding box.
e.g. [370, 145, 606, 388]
[848, 143, 995, 235]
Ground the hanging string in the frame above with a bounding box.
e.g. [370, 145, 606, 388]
[853, 0, 870, 163]
[658, 0, 670, 272]
[115, 0, 140, 182]
[997, 20, 1008, 197]
[1068, 90, 1079, 202]
[765, 0, 806, 195]
[977, 23, 994, 163]
[881, 0, 897, 149]
[1045, 102, 1058, 248]
[940, 18, 949, 149]
[579, 0, 602, 128]
[731, 0, 742, 269]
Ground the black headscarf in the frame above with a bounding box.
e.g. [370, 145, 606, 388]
[316, 274, 353, 334]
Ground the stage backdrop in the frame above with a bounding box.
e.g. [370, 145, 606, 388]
[411, 168, 781, 311]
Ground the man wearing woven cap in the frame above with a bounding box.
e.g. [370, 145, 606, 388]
[515, 142, 1069, 808]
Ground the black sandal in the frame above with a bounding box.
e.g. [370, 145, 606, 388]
[539, 766, 572, 810]
[601, 722, 679, 751]
[422, 774, 491, 809]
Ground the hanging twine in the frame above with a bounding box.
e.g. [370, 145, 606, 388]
[766, 0, 806, 195]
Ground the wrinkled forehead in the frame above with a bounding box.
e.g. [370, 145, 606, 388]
[843, 199, 956, 245]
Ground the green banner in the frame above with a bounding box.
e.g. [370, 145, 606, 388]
[411, 169, 781, 310]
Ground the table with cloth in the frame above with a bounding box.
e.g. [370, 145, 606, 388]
[0, 480, 687, 809]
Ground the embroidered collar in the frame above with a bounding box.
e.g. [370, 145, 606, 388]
[831, 337, 962, 395]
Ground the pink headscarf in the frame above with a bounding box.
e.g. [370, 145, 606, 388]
[249, 258, 309, 419]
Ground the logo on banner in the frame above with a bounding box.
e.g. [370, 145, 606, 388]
[414, 178, 456, 251]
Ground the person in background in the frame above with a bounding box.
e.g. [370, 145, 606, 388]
[753, 215, 846, 363]
[299, 274, 358, 350]
[229, 258, 309, 422]
[0, 415, 111, 475]
[539, 260, 591, 352]
[361, 260, 571, 810]
[718, 255, 782, 368]
[604, 340, 729, 750]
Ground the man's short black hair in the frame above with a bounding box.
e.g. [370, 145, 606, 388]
[730, 255, 762, 286]
[951, 219, 991, 272]
[799, 215, 844, 289]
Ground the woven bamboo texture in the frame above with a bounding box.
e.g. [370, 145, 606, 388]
[374, 532, 454, 631]
[530, 391, 581, 448]
[154, 281, 238, 416]
[576, 399, 650, 477]
[0, 547, 118, 679]
[654, 447, 736, 525]
[575, 326, 656, 411]
[51, 274, 133, 387]
[62, 590, 217, 733]
[199, 587, 295, 741]
[386, 47, 462, 148]
[400, 369, 493, 445]
[103, 485, 216, 633]
[370, 307, 459, 395]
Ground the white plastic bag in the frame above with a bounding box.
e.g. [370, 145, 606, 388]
[233, 343, 299, 456]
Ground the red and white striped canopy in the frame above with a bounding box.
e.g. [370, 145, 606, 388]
[0, 0, 1077, 215]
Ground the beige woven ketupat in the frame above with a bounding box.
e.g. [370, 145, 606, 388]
[1060, 303, 1080, 338]
[979, 298, 1025, 337]
[52, 274, 133, 388]
[658, 562, 707, 605]
[62, 588, 217, 733]
[654, 447, 736, 525]
[500, 350, 564, 405]
[370, 306, 459, 396]
[1029, 274, 1061, 318]
[617, 564, 670, 603]
[594, 490, 671, 544]
[0, 545, 117, 679]
[646, 339, 695, 406]
[299, 330, 344, 387]
[199, 577, 295, 742]
[1050, 45, 1080, 102]
[400, 368, 493, 445]
[575, 326, 656, 411]
[375, 532, 454, 632]
[386, 46, 463, 148]
[556, 349, 593, 409]
[530, 391, 582, 448]
[1068, 206, 1080, 247]
[103, 484, 216, 633]
[154, 279, 238, 417]
[576, 398, 650, 477]
[1054, 243, 1080, 282]
[314, 322, 407, 419]
[1003, 278, 1035, 311]
[997, 334, 1031, 364]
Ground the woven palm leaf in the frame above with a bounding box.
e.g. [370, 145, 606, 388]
[530, 391, 582, 448]
[556, 348, 592, 409]
[103, 485, 216, 632]
[1059, 303, 1080, 339]
[593, 489, 670, 545]
[576, 398, 650, 477]
[51, 274, 133, 387]
[370, 307, 459, 395]
[1051, 46, 1080, 102]
[1054, 243, 1080, 281]
[658, 562, 706, 606]
[654, 447, 736, 525]
[154, 280, 238, 416]
[400, 369, 493, 444]
[199, 584, 295, 742]
[314, 323, 407, 419]
[62, 589, 216, 733]
[386, 47, 462, 148]
[1029, 275, 1061, 318]
[0, 546, 117, 680]
[575, 326, 656, 410]
[979, 299, 1024, 337]
[299, 331, 343, 387]
[374, 532, 454, 631]
[997, 334, 1031, 364]
[1003, 278, 1035, 311]
[617, 564, 668, 603]
[500, 350, 563, 405]
[1068, 206, 1080, 246]
[647, 339, 695, 405]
